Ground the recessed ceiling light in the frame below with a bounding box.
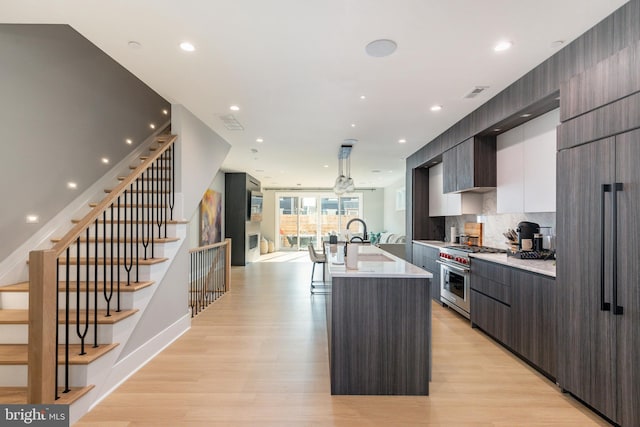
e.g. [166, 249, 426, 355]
[365, 39, 398, 57]
[323, 165, 329, 168]
[162, 109, 169, 115]
[372, 169, 381, 173]
[230, 105, 240, 111]
[101, 158, 110, 164]
[149, 123, 156, 129]
[360, 95, 366, 100]
[493, 128, 502, 132]
[26, 215, 39, 224]
[180, 42, 195, 52]
[256, 138, 264, 143]
[125, 138, 133, 145]
[430, 105, 443, 112]
[67, 182, 78, 189]
[550, 40, 565, 49]
[351, 123, 356, 128]
[494, 40, 513, 52]
[128, 41, 142, 49]
[520, 113, 532, 118]
[398, 139, 407, 144]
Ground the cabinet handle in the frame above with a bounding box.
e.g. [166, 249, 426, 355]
[600, 184, 611, 312]
[613, 182, 624, 315]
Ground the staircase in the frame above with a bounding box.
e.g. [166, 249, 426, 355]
[0, 133, 188, 422]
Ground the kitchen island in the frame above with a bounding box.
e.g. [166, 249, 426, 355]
[325, 244, 432, 395]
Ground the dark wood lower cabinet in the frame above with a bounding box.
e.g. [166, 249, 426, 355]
[510, 270, 556, 378]
[470, 289, 512, 346]
[412, 243, 441, 303]
[470, 258, 556, 379]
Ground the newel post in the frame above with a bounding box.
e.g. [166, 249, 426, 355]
[28, 249, 58, 403]
[225, 238, 232, 292]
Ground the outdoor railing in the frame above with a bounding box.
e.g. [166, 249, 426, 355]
[189, 239, 231, 317]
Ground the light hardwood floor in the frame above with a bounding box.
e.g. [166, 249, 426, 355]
[76, 253, 608, 426]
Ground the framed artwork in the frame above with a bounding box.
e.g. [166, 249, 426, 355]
[200, 189, 222, 245]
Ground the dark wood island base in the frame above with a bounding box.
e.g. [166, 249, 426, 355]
[325, 245, 432, 395]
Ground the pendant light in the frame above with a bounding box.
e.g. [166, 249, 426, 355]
[333, 144, 355, 195]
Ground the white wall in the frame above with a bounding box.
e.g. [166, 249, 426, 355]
[383, 177, 406, 234]
[172, 104, 231, 218]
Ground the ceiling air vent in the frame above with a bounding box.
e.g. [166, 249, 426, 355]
[219, 114, 244, 130]
[464, 86, 490, 99]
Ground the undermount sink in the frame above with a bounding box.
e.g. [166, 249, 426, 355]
[357, 253, 394, 262]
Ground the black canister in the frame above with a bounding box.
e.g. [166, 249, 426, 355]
[533, 233, 544, 252]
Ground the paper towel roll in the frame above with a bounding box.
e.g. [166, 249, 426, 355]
[450, 227, 457, 243]
[346, 244, 359, 269]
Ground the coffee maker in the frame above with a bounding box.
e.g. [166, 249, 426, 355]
[516, 221, 540, 251]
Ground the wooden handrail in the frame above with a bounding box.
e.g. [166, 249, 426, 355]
[188, 240, 229, 254]
[51, 134, 177, 256]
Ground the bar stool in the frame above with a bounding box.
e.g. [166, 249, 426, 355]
[307, 244, 327, 294]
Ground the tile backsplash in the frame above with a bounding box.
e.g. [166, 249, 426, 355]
[445, 190, 556, 249]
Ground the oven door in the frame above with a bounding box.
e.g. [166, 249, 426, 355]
[438, 262, 470, 317]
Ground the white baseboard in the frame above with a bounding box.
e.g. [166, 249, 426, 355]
[85, 311, 191, 412]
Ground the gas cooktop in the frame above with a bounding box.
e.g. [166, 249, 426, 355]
[443, 245, 507, 254]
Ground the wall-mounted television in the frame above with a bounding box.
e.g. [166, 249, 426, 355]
[249, 191, 263, 222]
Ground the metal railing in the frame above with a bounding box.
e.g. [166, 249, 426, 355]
[189, 239, 231, 317]
[28, 133, 177, 403]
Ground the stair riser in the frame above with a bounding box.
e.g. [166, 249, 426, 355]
[57, 265, 156, 282]
[0, 323, 114, 345]
[64, 243, 168, 258]
[0, 354, 116, 388]
[77, 223, 178, 238]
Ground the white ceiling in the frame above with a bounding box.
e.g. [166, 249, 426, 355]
[2, 0, 627, 189]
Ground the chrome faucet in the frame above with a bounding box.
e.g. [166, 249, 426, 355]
[346, 218, 368, 243]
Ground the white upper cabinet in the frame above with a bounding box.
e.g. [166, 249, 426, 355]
[429, 163, 482, 216]
[497, 109, 558, 213]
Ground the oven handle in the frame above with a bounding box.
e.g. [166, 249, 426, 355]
[436, 260, 470, 274]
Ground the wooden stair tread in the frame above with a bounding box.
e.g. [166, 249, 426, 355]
[51, 236, 179, 243]
[0, 343, 119, 365]
[117, 176, 171, 181]
[57, 257, 168, 266]
[0, 385, 94, 405]
[0, 309, 138, 325]
[129, 165, 171, 170]
[104, 188, 172, 194]
[0, 281, 154, 293]
[71, 218, 185, 224]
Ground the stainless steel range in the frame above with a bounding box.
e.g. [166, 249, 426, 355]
[437, 245, 505, 319]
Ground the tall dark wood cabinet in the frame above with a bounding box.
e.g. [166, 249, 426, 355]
[225, 173, 261, 266]
[557, 40, 640, 425]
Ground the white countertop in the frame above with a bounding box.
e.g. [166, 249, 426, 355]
[469, 253, 556, 277]
[327, 244, 432, 279]
[412, 240, 450, 249]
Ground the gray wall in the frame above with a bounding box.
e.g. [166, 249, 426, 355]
[0, 24, 169, 261]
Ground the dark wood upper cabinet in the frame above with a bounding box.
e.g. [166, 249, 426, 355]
[442, 136, 496, 193]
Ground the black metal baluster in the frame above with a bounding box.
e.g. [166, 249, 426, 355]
[170, 144, 175, 221]
[76, 237, 87, 355]
[124, 187, 133, 286]
[117, 196, 121, 312]
[105, 206, 113, 317]
[135, 176, 140, 283]
[151, 161, 156, 259]
[65, 248, 70, 393]
[55, 259, 60, 399]
[93, 223, 98, 348]
[141, 170, 149, 260]
[156, 154, 164, 242]
[189, 253, 193, 317]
